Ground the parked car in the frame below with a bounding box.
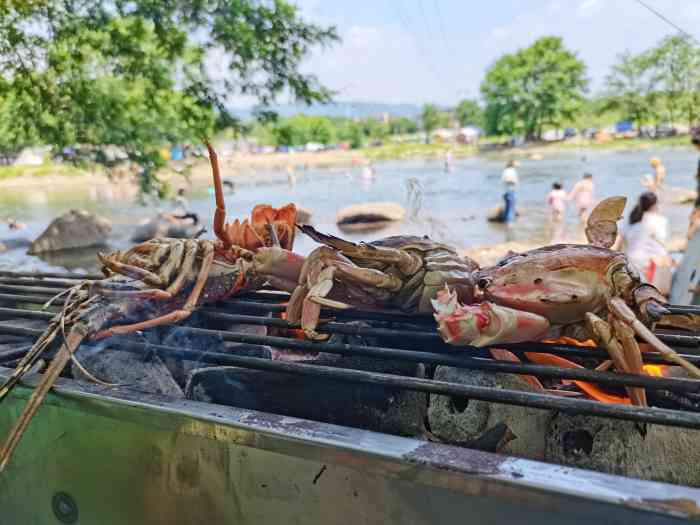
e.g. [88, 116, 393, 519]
[655, 123, 677, 138]
[581, 128, 597, 139]
[563, 128, 578, 138]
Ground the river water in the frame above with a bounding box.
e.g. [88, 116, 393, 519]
[0, 147, 697, 273]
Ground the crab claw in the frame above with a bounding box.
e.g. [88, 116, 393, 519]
[432, 286, 550, 347]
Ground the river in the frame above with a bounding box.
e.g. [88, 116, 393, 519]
[0, 147, 697, 273]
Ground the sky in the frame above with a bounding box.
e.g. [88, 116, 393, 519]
[292, 0, 700, 106]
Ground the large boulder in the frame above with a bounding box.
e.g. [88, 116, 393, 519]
[131, 213, 201, 243]
[28, 209, 112, 254]
[336, 202, 405, 233]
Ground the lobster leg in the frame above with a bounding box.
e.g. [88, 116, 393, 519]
[93, 243, 215, 339]
[207, 142, 233, 247]
[0, 324, 87, 472]
[98, 254, 164, 286]
[165, 240, 198, 295]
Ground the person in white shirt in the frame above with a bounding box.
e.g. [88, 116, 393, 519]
[501, 160, 519, 186]
[620, 192, 669, 282]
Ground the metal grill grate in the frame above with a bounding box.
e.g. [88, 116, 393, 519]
[1, 270, 700, 429]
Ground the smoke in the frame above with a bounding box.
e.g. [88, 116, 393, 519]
[404, 177, 455, 245]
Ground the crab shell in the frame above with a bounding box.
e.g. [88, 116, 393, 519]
[476, 244, 641, 326]
[363, 235, 479, 312]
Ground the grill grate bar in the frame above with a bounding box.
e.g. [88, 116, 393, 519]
[1, 324, 698, 429]
[1, 283, 700, 349]
[3, 302, 700, 368]
[1, 312, 700, 395]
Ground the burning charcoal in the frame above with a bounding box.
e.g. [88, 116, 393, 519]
[71, 346, 184, 398]
[545, 413, 700, 486]
[428, 367, 552, 459]
[185, 352, 427, 437]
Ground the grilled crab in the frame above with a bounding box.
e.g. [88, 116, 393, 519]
[433, 196, 700, 406]
[0, 144, 304, 471]
[286, 225, 479, 339]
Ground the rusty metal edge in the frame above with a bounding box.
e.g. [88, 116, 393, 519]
[2, 365, 700, 521]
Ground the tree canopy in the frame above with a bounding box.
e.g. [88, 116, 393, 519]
[454, 99, 483, 127]
[0, 0, 337, 182]
[480, 36, 587, 139]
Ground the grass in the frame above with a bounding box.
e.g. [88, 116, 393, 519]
[0, 162, 88, 181]
[360, 142, 478, 161]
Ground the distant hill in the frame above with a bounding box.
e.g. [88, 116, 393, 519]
[232, 101, 424, 120]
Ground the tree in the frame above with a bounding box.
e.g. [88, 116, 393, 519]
[421, 104, 442, 143]
[0, 0, 337, 194]
[389, 117, 418, 135]
[480, 37, 588, 140]
[603, 51, 660, 131]
[650, 36, 700, 127]
[455, 99, 483, 127]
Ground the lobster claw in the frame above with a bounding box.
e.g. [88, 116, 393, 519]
[432, 286, 550, 347]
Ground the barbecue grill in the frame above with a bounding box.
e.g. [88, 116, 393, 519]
[1, 269, 700, 524]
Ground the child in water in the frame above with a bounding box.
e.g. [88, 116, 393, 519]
[547, 182, 567, 222]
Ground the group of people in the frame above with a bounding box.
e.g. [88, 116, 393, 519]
[495, 150, 690, 294]
[545, 156, 673, 292]
[546, 173, 595, 223]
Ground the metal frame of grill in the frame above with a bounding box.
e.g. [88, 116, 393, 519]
[2, 270, 700, 522]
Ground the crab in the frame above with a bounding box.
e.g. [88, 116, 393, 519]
[432, 196, 700, 406]
[286, 225, 479, 339]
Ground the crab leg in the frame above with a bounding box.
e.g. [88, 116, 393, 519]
[611, 318, 647, 406]
[586, 312, 646, 406]
[609, 297, 700, 379]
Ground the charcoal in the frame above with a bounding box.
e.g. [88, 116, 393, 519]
[428, 367, 552, 459]
[184, 326, 427, 437]
[144, 315, 272, 386]
[546, 413, 700, 486]
[71, 347, 184, 398]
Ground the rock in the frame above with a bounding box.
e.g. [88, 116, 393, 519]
[71, 347, 184, 397]
[336, 202, 405, 233]
[28, 209, 112, 254]
[0, 238, 31, 253]
[131, 213, 201, 243]
[428, 367, 552, 460]
[296, 206, 313, 225]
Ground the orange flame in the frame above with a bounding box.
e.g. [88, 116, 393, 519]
[280, 309, 307, 340]
[642, 364, 667, 377]
[530, 337, 632, 405]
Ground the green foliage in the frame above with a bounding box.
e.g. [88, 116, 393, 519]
[389, 117, 418, 135]
[0, 0, 337, 194]
[270, 115, 335, 146]
[481, 36, 588, 139]
[651, 36, 700, 126]
[603, 50, 659, 129]
[455, 99, 483, 127]
[420, 104, 447, 143]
